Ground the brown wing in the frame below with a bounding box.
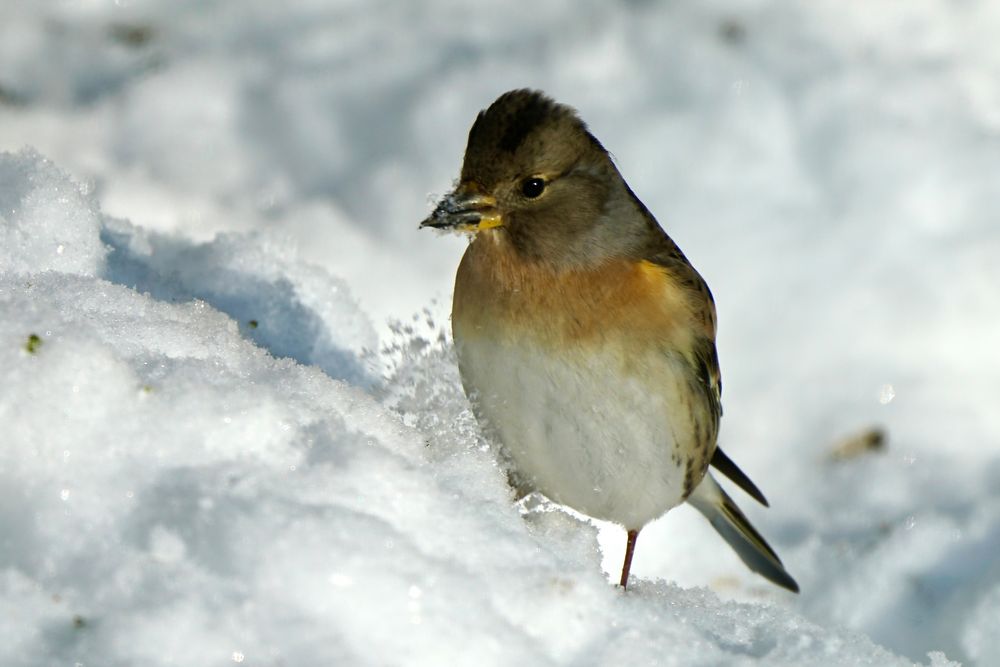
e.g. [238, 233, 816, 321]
[644, 233, 723, 429]
[645, 230, 769, 507]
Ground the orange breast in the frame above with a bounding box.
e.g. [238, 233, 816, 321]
[452, 232, 699, 359]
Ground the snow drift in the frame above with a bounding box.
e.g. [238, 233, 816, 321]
[0, 149, 960, 666]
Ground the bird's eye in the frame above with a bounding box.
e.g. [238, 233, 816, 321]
[520, 177, 546, 199]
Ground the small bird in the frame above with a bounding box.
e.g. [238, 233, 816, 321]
[421, 89, 798, 593]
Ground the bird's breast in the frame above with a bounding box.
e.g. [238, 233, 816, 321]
[451, 233, 711, 528]
[452, 232, 696, 355]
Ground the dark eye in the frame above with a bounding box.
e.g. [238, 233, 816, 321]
[520, 177, 545, 199]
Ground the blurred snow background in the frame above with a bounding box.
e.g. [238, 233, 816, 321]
[2, 0, 1000, 664]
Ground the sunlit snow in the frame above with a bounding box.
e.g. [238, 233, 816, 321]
[3, 1, 1000, 665]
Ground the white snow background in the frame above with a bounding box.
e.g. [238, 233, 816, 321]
[2, 0, 999, 664]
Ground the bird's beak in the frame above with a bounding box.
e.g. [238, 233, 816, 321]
[419, 183, 502, 233]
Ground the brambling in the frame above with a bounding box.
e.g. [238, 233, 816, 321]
[421, 89, 798, 592]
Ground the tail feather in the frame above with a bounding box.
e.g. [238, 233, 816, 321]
[710, 447, 769, 507]
[687, 474, 799, 593]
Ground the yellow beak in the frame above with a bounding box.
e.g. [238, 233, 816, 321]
[419, 183, 502, 233]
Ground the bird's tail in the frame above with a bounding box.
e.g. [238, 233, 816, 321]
[687, 473, 799, 592]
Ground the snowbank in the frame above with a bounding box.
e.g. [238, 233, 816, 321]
[4, 0, 1000, 664]
[0, 150, 956, 666]
[0, 149, 106, 277]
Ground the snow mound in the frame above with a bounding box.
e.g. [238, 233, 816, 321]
[0, 137, 379, 388]
[101, 218, 378, 388]
[1, 149, 959, 665]
[0, 149, 106, 277]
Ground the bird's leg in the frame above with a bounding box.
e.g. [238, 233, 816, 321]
[619, 529, 640, 589]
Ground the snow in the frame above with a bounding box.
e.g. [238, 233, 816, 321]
[2, 0, 999, 664]
[0, 150, 106, 277]
[3, 151, 934, 667]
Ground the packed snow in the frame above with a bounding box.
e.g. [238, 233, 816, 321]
[3, 1, 1000, 665]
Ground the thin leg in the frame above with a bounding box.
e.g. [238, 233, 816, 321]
[619, 529, 640, 589]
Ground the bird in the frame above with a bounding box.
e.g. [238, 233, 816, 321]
[420, 89, 798, 593]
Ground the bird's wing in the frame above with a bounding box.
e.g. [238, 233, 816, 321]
[647, 235, 774, 508]
[645, 235, 722, 428]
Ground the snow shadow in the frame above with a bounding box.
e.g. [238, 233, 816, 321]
[100, 223, 376, 388]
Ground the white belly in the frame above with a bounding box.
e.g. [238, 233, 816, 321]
[455, 336, 693, 529]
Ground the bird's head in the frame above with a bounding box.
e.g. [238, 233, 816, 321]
[421, 89, 654, 267]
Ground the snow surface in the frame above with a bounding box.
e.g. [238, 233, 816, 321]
[2, 1, 1000, 665]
